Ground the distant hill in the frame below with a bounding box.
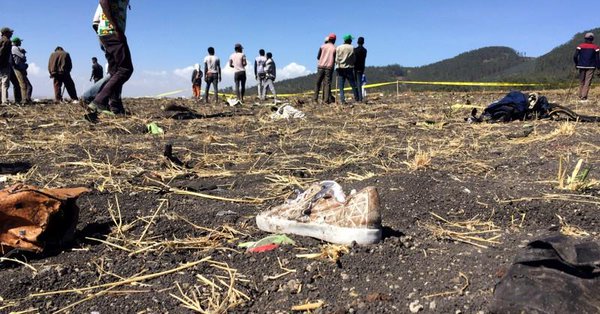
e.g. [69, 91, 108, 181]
[267, 27, 600, 94]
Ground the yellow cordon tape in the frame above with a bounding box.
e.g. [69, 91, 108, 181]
[398, 81, 546, 87]
[154, 80, 545, 98]
[278, 80, 546, 97]
[155, 90, 185, 98]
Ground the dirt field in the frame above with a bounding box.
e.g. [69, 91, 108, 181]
[1, 89, 599, 313]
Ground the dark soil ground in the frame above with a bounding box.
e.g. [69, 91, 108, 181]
[1, 88, 599, 313]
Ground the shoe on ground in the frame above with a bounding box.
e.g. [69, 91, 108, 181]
[256, 181, 382, 245]
[87, 101, 110, 113]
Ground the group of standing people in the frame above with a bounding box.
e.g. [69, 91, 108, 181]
[0, 27, 33, 105]
[314, 33, 367, 105]
[192, 45, 277, 104]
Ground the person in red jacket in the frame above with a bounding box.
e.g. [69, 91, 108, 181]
[573, 32, 600, 101]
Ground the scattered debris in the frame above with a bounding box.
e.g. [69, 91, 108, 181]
[423, 212, 502, 248]
[256, 181, 382, 245]
[296, 244, 349, 263]
[147, 122, 164, 135]
[0, 184, 89, 253]
[226, 98, 242, 107]
[291, 300, 324, 312]
[238, 234, 295, 253]
[468, 91, 600, 123]
[409, 300, 423, 313]
[216, 210, 238, 217]
[270, 104, 305, 120]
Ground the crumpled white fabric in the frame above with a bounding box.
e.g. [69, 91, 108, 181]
[270, 104, 305, 120]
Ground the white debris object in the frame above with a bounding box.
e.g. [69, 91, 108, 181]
[270, 104, 305, 120]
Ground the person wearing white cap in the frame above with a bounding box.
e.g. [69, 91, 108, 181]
[573, 32, 600, 101]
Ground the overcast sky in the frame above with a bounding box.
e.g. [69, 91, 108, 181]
[0, 0, 597, 98]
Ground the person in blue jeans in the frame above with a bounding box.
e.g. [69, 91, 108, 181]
[82, 74, 110, 104]
[335, 34, 358, 104]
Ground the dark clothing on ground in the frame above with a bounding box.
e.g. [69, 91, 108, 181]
[234, 71, 246, 101]
[93, 33, 133, 112]
[91, 63, 104, 83]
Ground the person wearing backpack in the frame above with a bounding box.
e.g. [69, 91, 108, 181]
[11, 37, 32, 104]
[573, 32, 600, 101]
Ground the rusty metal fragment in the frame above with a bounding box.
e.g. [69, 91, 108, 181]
[0, 184, 89, 254]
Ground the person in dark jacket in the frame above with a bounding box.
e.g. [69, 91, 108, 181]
[48, 46, 78, 102]
[354, 37, 367, 102]
[191, 63, 202, 100]
[0, 27, 13, 105]
[573, 32, 600, 101]
[90, 57, 104, 83]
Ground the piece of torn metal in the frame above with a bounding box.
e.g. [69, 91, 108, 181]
[0, 184, 89, 254]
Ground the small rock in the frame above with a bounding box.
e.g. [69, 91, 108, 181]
[429, 301, 437, 310]
[284, 279, 301, 293]
[340, 272, 350, 280]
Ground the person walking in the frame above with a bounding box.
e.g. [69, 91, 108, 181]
[314, 33, 336, 104]
[354, 36, 367, 102]
[48, 46, 78, 103]
[88, 0, 133, 115]
[11, 37, 32, 104]
[0, 27, 13, 105]
[229, 43, 247, 102]
[573, 32, 600, 101]
[191, 63, 202, 100]
[262, 52, 277, 101]
[203, 47, 221, 103]
[335, 34, 359, 104]
[90, 57, 104, 83]
[254, 49, 267, 100]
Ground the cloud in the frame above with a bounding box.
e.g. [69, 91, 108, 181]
[143, 70, 168, 77]
[173, 66, 194, 80]
[27, 63, 42, 76]
[278, 62, 311, 80]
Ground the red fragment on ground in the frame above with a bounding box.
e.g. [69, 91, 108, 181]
[247, 243, 279, 253]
